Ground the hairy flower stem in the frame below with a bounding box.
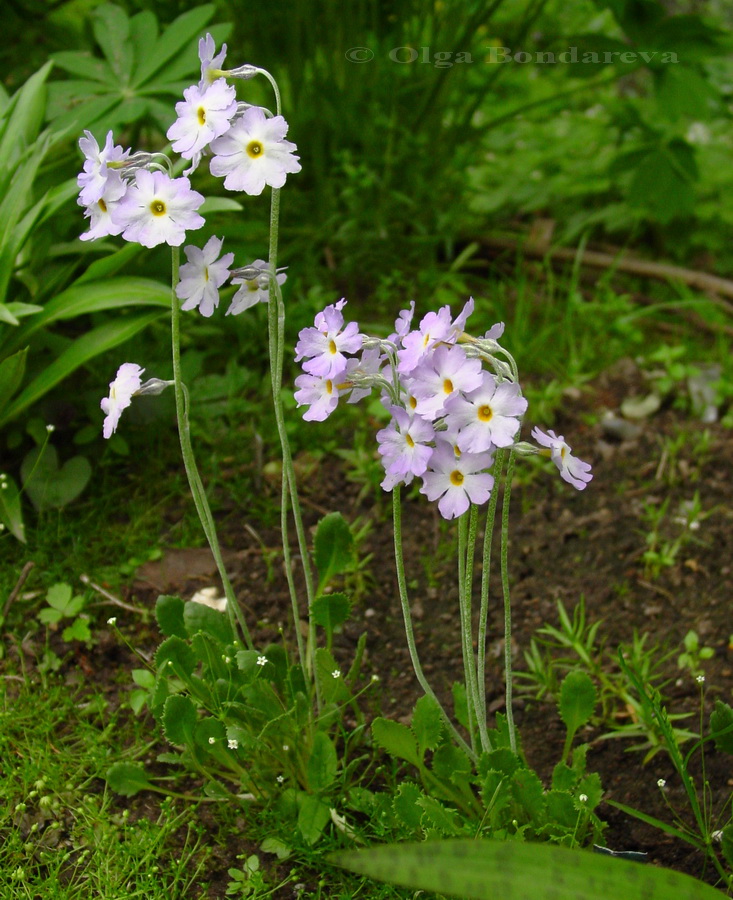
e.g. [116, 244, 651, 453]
[477, 448, 504, 749]
[457, 516, 476, 753]
[169, 247, 253, 649]
[393, 487, 476, 761]
[465, 504, 489, 752]
[266, 183, 314, 686]
[501, 450, 517, 752]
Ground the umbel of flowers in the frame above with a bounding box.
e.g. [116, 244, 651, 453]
[79, 34, 305, 652]
[293, 298, 592, 519]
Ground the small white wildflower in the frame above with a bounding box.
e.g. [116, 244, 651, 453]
[1, 483, 8, 490]
[256, 655, 267, 667]
[227, 739, 238, 750]
[208, 737, 216, 745]
[0, 524, 5, 531]
[371, 674, 379, 683]
[107, 617, 117, 626]
[332, 669, 341, 679]
[282, 745, 289, 752]
[224, 656, 231, 664]
[578, 794, 588, 803]
[657, 778, 666, 788]
[45, 424, 55, 433]
[276, 775, 284, 783]
[696, 674, 705, 684]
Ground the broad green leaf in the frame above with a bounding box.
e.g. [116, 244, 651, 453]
[155, 594, 187, 639]
[371, 718, 421, 768]
[559, 671, 596, 734]
[20, 445, 92, 510]
[393, 782, 425, 830]
[0, 311, 165, 426]
[431, 743, 471, 783]
[0, 348, 27, 416]
[311, 592, 351, 632]
[314, 512, 353, 590]
[62, 618, 92, 642]
[38, 608, 63, 625]
[92, 4, 133, 83]
[106, 762, 153, 797]
[315, 647, 350, 705]
[330, 839, 727, 899]
[710, 700, 733, 755]
[416, 795, 461, 835]
[162, 694, 197, 746]
[297, 794, 331, 846]
[511, 767, 546, 822]
[306, 731, 338, 792]
[155, 635, 196, 679]
[132, 668, 155, 690]
[184, 600, 233, 645]
[411, 694, 443, 756]
[0, 473, 26, 542]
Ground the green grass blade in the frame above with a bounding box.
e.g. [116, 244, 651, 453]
[132, 5, 215, 88]
[331, 839, 727, 900]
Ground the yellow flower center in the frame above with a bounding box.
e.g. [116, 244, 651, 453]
[197, 106, 206, 126]
[450, 470, 464, 486]
[98, 198, 108, 213]
[246, 140, 264, 158]
[325, 380, 333, 395]
[478, 404, 493, 422]
[443, 378, 454, 394]
[204, 267, 209, 283]
[328, 339, 338, 354]
[150, 200, 166, 216]
[405, 434, 415, 448]
[409, 396, 417, 410]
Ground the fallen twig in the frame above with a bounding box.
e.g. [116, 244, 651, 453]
[3, 561, 35, 618]
[80, 573, 146, 615]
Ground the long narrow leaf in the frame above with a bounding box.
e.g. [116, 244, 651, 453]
[331, 839, 726, 900]
[50, 52, 111, 83]
[0, 61, 52, 162]
[3, 277, 169, 357]
[0, 312, 165, 426]
[133, 5, 215, 87]
[92, 4, 133, 83]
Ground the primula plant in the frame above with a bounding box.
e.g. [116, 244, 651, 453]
[80, 25, 611, 857]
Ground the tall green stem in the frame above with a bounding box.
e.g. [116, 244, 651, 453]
[266, 187, 315, 678]
[477, 448, 504, 748]
[500, 450, 517, 752]
[393, 488, 476, 761]
[169, 246, 253, 650]
[457, 515, 476, 753]
[463, 504, 488, 752]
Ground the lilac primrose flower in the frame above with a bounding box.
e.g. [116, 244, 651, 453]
[176, 236, 234, 317]
[112, 170, 205, 248]
[397, 298, 474, 375]
[411, 344, 483, 421]
[77, 130, 129, 207]
[294, 372, 346, 422]
[420, 440, 494, 520]
[227, 259, 287, 316]
[377, 406, 435, 490]
[101, 363, 144, 438]
[531, 427, 593, 490]
[295, 300, 363, 380]
[444, 371, 527, 452]
[79, 181, 127, 242]
[199, 33, 228, 86]
[210, 107, 301, 196]
[167, 79, 237, 165]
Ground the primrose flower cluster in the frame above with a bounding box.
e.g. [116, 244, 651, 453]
[77, 34, 298, 317]
[294, 299, 592, 519]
